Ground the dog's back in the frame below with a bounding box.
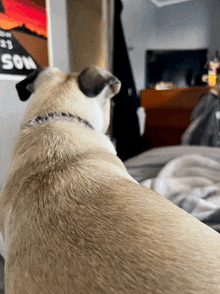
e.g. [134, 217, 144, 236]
[4, 160, 220, 293]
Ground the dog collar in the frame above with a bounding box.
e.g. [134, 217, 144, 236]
[25, 112, 93, 130]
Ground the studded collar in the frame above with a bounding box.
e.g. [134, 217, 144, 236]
[25, 112, 93, 130]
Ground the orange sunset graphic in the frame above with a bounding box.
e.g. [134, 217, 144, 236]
[0, 0, 47, 38]
[0, 0, 48, 69]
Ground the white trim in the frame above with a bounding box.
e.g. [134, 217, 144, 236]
[46, 0, 53, 66]
[150, 0, 191, 7]
[0, 74, 26, 81]
[103, 0, 108, 69]
[109, 0, 114, 72]
[102, 0, 114, 71]
[46, 0, 70, 72]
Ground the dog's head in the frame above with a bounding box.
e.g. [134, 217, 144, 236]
[16, 66, 121, 133]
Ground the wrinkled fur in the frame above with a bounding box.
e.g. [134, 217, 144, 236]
[0, 67, 220, 294]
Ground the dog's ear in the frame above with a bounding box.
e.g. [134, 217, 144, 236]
[16, 67, 44, 101]
[78, 66, 121, 103]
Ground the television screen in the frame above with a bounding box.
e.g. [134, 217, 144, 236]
[146, 49, 208, 88]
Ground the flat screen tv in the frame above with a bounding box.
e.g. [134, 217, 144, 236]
[145, 49, 208, 88]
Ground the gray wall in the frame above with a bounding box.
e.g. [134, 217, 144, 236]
[122, 0, 220, 92]
[208, 0, 220, 57]
[0, 81, 27, 185]
[0, 0, 70, 186]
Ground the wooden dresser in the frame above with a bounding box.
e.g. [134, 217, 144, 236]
[141, 87, 210, 149]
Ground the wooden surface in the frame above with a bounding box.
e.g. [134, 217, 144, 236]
[141, 87, 210, 149]
[141, 87, 210, 108]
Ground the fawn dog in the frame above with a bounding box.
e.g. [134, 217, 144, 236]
[0, 66, 219, 293]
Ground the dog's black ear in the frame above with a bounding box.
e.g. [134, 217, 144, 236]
[78, 66, 121, 100]
[16, 67, 44, 101]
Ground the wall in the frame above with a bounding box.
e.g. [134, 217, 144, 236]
[207, 0, 220, 58]
[121, 0, 217, 92]
[0, 82, 27, 186]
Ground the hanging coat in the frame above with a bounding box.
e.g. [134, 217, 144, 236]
[182, 92, 220, 147]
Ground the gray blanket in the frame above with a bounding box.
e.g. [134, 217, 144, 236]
[125, 145, 220, 232]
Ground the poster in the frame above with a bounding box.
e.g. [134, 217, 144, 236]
[0, 0, 48, 80]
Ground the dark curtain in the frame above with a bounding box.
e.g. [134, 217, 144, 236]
[112, 0, 142, 161]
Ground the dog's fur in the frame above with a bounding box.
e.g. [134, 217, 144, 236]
[0, 66, 220, 293]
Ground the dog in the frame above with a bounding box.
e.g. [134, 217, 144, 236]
[0, 66, 220, 293]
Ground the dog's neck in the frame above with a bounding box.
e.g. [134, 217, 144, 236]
[25, 112, 93, 130]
